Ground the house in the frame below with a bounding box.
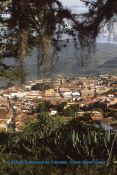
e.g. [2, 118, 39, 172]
[3, 91, 28, 99]
[38, 96, 43, 100]
[107, 94, 115, 98]
[71, 91, 81, 102]
[72, 91, 81, 97]
[62, 91, 72, 100]
[82, 88, 94, 97]
[49, 109, 58, 116]
[44, 89, 55, 96]
[23, 85, 32, 91]
[26, 91, 42, 99]
[91, 111, 103, 121]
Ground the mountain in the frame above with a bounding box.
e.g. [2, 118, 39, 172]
[2, 41, 117, 80]
[99, 57, 117, 73]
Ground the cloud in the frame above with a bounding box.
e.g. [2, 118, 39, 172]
[60, 0, 88, 14]
[61, 0, 83, 6]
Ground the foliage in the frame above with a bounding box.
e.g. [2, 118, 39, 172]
[57, 102, 67, 114]
[106, 111, 117, 119]
[0, 113, 117, 174]
[0, 0, 74, 82]
[1, 0, 117, 82]
[0, 68, 27, 82]
[37, 100, 52, 113]
[31, 83, 53, 91]
[62, 105, 80, 117]
[63, 107, 75, 117]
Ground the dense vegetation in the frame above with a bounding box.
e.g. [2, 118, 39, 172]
[31, 82, 53, 91]
[0, 0, 117, 174]
[0, 113, 117, 174]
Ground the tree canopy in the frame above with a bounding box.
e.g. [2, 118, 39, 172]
[0, 0, 117, 82]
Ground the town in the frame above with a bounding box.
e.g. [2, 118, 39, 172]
[0, 74, 117, 132]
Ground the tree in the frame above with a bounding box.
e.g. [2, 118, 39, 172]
[0, 0, 117, 83]
[77, 1, 117, 34]
[0, 113, 117, 174]
[37, 100, 52, 113]
[0, 0, 74, 83]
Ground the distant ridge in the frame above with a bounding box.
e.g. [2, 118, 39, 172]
[2, 43, 117, 80]
[99, 57, 117, 68]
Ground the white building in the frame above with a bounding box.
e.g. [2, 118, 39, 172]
[49, 110, 58, 116]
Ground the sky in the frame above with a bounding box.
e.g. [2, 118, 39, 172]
[60, 0, 117, 43]
[1, 0, 117, 43]
[60, 0, 88, 14]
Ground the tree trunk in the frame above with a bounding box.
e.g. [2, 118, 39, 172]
[18, 0, 29, 83]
